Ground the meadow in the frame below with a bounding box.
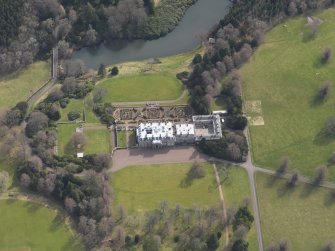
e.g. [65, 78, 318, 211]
[98, 74, 183, 102]
[242, 8, 335, 179]
[256, 172, 335, 250]
[111, 163, 220, 213]
[0, 61, 50, 111]
[0, 200, 81, 251]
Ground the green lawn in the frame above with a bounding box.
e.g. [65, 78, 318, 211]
[98, 74, 183, 102]
[84, 94, 100, 123]
[0, 61, 50, 111]
[84, 128, 110, 154]
[57, 124, 78, 156]
[60, 99, 84, 122]
[242, 8, 335, 179]
[256, 172, 335, 250]
[0, 200, 82, 251]
[112, 163, 220, 213]
[117, 130, 127, 148]
[128, 130, 136, 147]
[217, 164, 258, 251]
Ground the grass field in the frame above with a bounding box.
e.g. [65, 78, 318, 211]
[0, 61, 50, 111]
[128, 131, 136, 147]
[98, 74, 183, 102]
[242, 8, 335, 179]
[57, 124, 110, 155]
[83, 128, 110, 154]
[60, 99, 84, 122]
[117, 131, 127, 148]
[112, 163, 220, 213]
[256, 172, 335, 250]
[57, 124, 78, 156]
[0, 200, 81, 251]
[217, 164, 258, 250]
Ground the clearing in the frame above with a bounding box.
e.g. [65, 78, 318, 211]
[242, 8, 335, 178]
[256, 172, 335, 250]
[0, 200, 81, 251]
[0, 61, 50, 111]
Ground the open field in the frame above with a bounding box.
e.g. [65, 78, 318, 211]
[0, 61, 50, 111]
[57, 124, 110, 155]
[83, 128, 110, 154]
[117, 131, 127, 148]
[111, 163, 220, 213]
[0, 200, 81, 251]
[128, 130, 136, 147]
[57, 124, 78, 156]
[217, 164, 258, 250]
[242, 8, 335, 179]
[256, 172, 335, 250]
[98, 74, 183, 102]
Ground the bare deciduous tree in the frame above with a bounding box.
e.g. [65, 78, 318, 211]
[314, 165, 328, 185]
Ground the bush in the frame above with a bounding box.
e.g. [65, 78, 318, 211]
[110, 66, 119, 76]
[59, 98, 70, 108]
[67, 111, 81, 121]
[192, 54, 202, 64]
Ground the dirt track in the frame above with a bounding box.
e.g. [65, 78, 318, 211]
[111, 146, 210, 172]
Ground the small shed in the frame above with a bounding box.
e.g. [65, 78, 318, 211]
[77, 152, 84, 158]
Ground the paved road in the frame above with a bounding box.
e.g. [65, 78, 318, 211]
[26, 47, 58, 111]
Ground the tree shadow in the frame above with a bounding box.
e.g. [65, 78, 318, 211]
[299, 183, 316, 199]
[324, 190, 335, 207]
[265, 174, 282, 188]
[49, 213, 64, 232]
[313, 128, 335, 146]
[310, 93, 326, 107]
[24, 201, 40, 213]
[276, 183, 295, 197]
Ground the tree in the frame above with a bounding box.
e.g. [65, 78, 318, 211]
[318, 81, 331, 101]
[93, 87, 107, 103]
[232, 239, 249, 251]
[206, 233, 219, 250]
[25, 112, 49, 138]
[20, 173, 31, 188]
[314, 165, 328, 185]
[326, 117, 335, 136]
[94, 154, 111, 171]
[321, 241, 334, 251]
[286, 171, 299, 188]
[277, 156, 289, 175]
[192, 54, 202, 64]
[234, 225, 249, 239]
[110, 66, 119, 76]
[67, 111, 81, 121]
[63, 59, 86, 78]
[143, 235, 161, 251]
[187, 161, 205, 179]
[233, 206, 254, 231]
[71, 132, 87, 150]
[0, 171, 9, 192]
[322, 48, 332, 64]
[307, 17, 321, 37]
[98, 63, 106, 77]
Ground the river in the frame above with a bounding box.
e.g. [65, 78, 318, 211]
[72, 0, 231, 69]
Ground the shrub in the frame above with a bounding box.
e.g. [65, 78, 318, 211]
[67, 111, 81, 121]
[110, 66, 119, 76]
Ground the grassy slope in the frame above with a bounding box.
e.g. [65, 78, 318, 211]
[0, 200, 81, 251]
[256, 172, 335, 250]
[0, 61, 50, 111]
[112, 163, 220, 213]
[99, 74, 183, 102]
[84, 128, 110, 154]
[218, 165, 258, 250]
[242, 8, 335, 179]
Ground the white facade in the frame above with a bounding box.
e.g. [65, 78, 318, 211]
[136, 115, 223, 148]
